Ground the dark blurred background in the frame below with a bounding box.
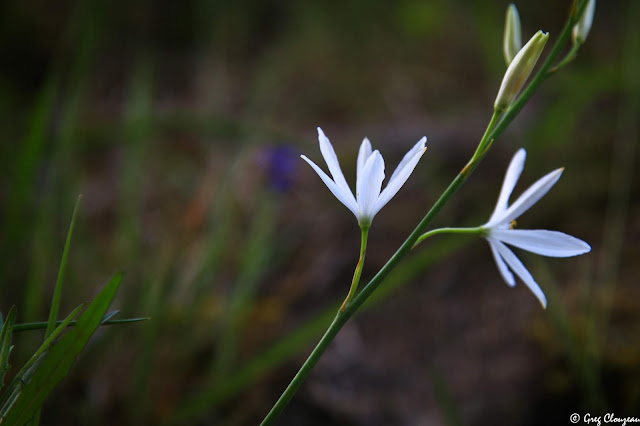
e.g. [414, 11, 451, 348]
[0, 0, 638, 425]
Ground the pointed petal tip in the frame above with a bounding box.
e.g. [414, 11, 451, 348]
[540, 297, 548, 309]
[419, 137, 427, 150]
[578, 240, 592, 254]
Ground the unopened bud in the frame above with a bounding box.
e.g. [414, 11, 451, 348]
[503, 4, 522, 65]
[572, 0, 596, 45]
[494, 30, 549, 111]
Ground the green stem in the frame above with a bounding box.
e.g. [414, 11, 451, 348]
[413, 227, 484, 248]
[260, 3, 587, 424]
[470, 110, 502, 163]
[340, 227, 369, 311]
[549, 42, 581, 74]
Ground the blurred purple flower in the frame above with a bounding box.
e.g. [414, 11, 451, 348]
[259, 145, 300, 192]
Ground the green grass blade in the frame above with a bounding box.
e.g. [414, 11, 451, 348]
[12, 316, 149, 333]
[0, 307, 17, 386]
[213, 194, 277, 375]
[0, 303, 84, 421]
[428, 364, 464, 426]
[45, 195, 82, 339]
[1, 77, 57, 273]
[0, 273, 123, 424]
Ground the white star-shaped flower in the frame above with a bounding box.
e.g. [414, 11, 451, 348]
[301, 128, 427, 227]
[482, 148, 591, 308]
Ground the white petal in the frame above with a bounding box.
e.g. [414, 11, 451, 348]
[488, 148, 526, 224]
[356, 151, 385, 220]
[486, 167, 563, 228]
[317, 128, 357, 206]
[301, 155, 359, 217]
[372, 137, 427, 216]
[356, 137, 373, 189]
[388, 137, 427, 184]
[491, 229, 591, 257]
[488, 238, 516, 287]
[493, 240, 547, 308]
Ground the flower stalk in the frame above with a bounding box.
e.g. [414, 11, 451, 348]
[260, 1, 591, 424]
[413, 227, 484, 247]
[341, 226, 369, 311]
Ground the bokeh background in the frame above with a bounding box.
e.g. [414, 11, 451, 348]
[1, 0, 638, 424]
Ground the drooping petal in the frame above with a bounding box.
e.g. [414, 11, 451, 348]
[356, 151, 385, 221]
[488, 148, 526, 224]
[491, 229, 591, 257]
[493, 240, 548, 308]
[372, 137, 427, 217]
[486, 167, 563, 228]
[488, 238, 515, 287]
[357, 137, 373, 189]
[301, 155, 359, 216]
[317, 128, 357, 206]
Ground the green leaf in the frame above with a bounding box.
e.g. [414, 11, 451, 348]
[12, 313, 148, 333]
[0, 304, 84, 423]
[45, 195, 82, 339]
[0, 307, 17, 386]
[0, 273, 123, 424]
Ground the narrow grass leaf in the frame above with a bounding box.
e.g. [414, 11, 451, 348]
[0, 273, 123, 424]
[0, 307, 17, 386]
[428, 364, 464, 426]
[0, 303, 84, 421]
[12, 314, 147, 333]
[45, 195, 82, 339]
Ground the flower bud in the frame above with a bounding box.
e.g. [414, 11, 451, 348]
[494, 30, 549, 111]
[503, 4, 522, 65]
[572, 0, 596, 45]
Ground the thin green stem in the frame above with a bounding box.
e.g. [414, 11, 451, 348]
[260, 3, 587, 424]
[340, 227, 369, 311]
[549, 42, 581, 74]
[470, 110, 502, 163]
[413, 227, 484, 248]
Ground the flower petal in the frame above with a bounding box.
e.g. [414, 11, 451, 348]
[486, 167, 563, 228]
[490, 229, 591, 257]
[488, 148, 526, 224]
[493, 240, 547, 308]
[372, 137, 427, 216]
[356, 150, 385, 221]
[301, 155, 359, 216]
[488, 238, 516, 287]
[356, 137, 373, 189]
[317, 127, 357, 206]
[388, 137, 428, 184]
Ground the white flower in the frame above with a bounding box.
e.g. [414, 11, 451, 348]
[482, 148, 591, 308]
[301, 127, 427, 227]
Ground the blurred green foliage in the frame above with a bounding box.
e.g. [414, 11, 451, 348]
[0, 0, 638, 424]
